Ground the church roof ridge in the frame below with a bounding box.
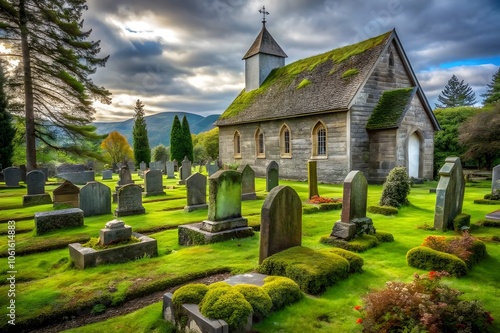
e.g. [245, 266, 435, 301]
[242, 24, 288, 59]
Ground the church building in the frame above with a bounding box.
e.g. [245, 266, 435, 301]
[215, 17, 440, 183]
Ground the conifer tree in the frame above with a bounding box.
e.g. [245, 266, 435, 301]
[181, 115, 194, 163]
[0, 63, 16, 168]
[0, 0, 111, 171]
[482, 67, 500, 106]
[170, 115, 184, 163]
[436, 75, 477, 108]
[132, 99, 150, 168]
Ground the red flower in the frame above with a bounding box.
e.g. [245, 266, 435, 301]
[429, 271, 436, 280]
[354, 305, 361, 311]
[356, 318, 363, 324]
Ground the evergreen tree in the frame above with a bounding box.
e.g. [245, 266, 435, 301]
[132, 99, 150, 168]
[170, 115, 184, 162]
[436, 75, 477, 108]
[0, 63, 16, 168]
[482, 67, 500, 106]
[0, 1, 111, 171]
[181, 115, 194, 163]
[152, 144, 169, 162]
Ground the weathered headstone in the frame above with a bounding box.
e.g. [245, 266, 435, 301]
[266, 161, 279, 192]
[240, 164, 257, 200]
[3, 167, 21, 187]
[492, 164, 500, 193]
[99, 219, 132, 245]
[102, 170, 112, 180]
[434, 157, 465, 231]
[23, 170, 52, 206]
[140, 161, 146, 171]
[184, 173, 208, 212]
[115, 184, 145, 217]
[330, 170, 374, 240]
[79, 181, 111, 217]
[144, 169, 165, 196]
[206, 159, 218, 176]
[53, 180, 80, 208]
[308, 160, 319, 199]
[166, 161, 175, 179]
[19, 164, 27, 182]
[178, 156, 192, 185]
[117, 165, 134, 186]
[259, 186, 302, 264]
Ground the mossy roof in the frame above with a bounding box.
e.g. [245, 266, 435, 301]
[366, 87, 416, 130]
[215, 30, 393, 126]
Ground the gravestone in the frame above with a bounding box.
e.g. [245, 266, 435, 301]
[57, 164, 85, 173]
[434, 157, 465, 231]
[57, 171, 95, 185]
[23, 170, 52, 206]
[144, 169, 165, 196]
[330, 171, 374, 240]
[102, 170, 112, 180]
[4, 167, 21, 187]
[99, 219, 132, 245]
[79, 181, 111, 217]
[184, 173, 208, 212]
[140, 161, 146, 171]
[53, 180, 80, 208]
[178, 170, 253, 245]
[117, 165, 134, 186]
[38, 167, 49, 181]
[486, 209, 500, 221]
[240, 164, 257, 200]
[308, 160, 319, 199]
[19, 165, 27, 182]
[115, 184, 145, 217]
[178, 156, 192, 185]
[127, 161, 135, 171]
[35, 208, 84, 235]
[206, 159, 219, 176]
[259, 186, 302, 264]
[266, 161, 279, 192]
[492, 164, 500, 193]
[166, 161, 175, 179]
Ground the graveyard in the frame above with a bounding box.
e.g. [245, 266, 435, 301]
[0, 166, 499, 333]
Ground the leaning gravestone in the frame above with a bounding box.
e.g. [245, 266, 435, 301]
[144, 169, 165, 196]
[240, 164, 257, 200]
[184, 173, 208, 212]
[330, 170, 374, 240]
[23, 170, 52, 206]
[308, 160, 319, 199]
[166, 161, 175, 179]
[434, 157, 465, 231]
[79, 181, 111, 217]
[102, 170, 112, 180]
[259, 186, 302, 264]
[266, 161, 279, 192]
[53, 180, 80, 208]
[115, 184, 145, 217]
[3, 167, 21, 187]
[178, 156, 192, 185]
[492, 164, 500, 194]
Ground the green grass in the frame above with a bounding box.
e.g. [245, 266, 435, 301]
[0, 176, 499, 332]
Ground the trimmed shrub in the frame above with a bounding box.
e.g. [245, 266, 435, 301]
[318, 202, 342, 211]
[319, 248, 364, 273]
[468, 240, 488, 266]
[473, 199, 500, 205]
[172, 283, 208, 307]
[379, 166, 411, 208]
[207, 281, 231, 290]
[320, 234, 380, 252]
[261, 276, 303, 311]
[422, 233, 487, 268]
[373, 231, 394, 243]
[367, 205, 398, 215]
[302, 206, 320, 214]
[406, 246, 468, 276]
[476, 219, 500, 228]
[233, 284, 272, 320]
[453, 213, 471, 231]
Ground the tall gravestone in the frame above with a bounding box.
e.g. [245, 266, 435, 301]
[492, 164, 500, 194]
[240, 164, 257, 200]
[330, 171, 374, 240]
[178, 156, 192, 185]
[23, 170, 52, 206]
[259, 186, 302, 264]
[115, 184, 145, 217]
[266, 161, 279, 192]
[434, 157, 465, 231]
[166, 161, 175, 179]
[144, 169, 165, 196]
[53, 180, 80, 208]
[79, 181, 111, 217]
[308, 160, 319, 199]
[4, 167, 21, 187]
[184, 172, 208, 212]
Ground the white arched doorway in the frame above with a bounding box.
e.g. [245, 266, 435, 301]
[408, 132, 420, 178]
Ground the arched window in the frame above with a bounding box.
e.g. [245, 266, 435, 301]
[233, 131, 241, 158]
[389, 51, 394, 67]
[280, 124, 292, 157]
[312, 122, 327, 157]
[255, 129, 265, 158]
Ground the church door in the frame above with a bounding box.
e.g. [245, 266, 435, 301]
[408, 132, 420, 178]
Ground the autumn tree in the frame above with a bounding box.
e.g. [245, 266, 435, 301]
[152, 144, 169, 163]
[436, 75, 477, 108]
[0, 63, 16, 168]
[193, 127, 219, 161]
[482, 67, 500, 106]
[132, 99, 150, 168]
[458, 106, 500, 169]
[100, 131, 133, 167]
[170, 115, 183, 163]
[0, 0, 111, 171]
[181, 115, 194, 163]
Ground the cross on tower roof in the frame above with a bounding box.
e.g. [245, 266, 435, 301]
[259, 6, 269, 25]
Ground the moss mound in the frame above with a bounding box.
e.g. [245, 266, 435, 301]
[318, 247, 364, 273]
[233, 284, 272, 320]
[261, 276, 303, 311]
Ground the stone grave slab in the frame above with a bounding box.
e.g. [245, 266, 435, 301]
[35, 208, 84, 235]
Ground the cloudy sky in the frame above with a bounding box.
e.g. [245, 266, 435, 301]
[83, 0, 500, 122]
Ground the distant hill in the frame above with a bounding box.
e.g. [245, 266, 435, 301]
[93, 112, 220, 147]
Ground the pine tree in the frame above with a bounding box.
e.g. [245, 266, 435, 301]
[170, 115, 184, 163]
[0, 1, 111, 171]
[0, 63, 16, 168]
[436, 75, 477, 108]
[181, 115, 194, 163]
[482, 67, 500, 106]
[132, 99, 150, 168]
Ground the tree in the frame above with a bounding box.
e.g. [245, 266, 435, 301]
[132, 99, 150, 168]
[202, 127, 219, 160]
[152, 144, 169, 163]
[100, 131, 133, 167]
[193, 144, 207, 164]
[0, 63, 16, 168]
[170, 115, 183, 163]
[459, 106, 500, 169]
[436, 75, 477, 108]
[181, 115, 194, 163]
[0, 1, 111, 171]
[482, 67, 500, 106]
